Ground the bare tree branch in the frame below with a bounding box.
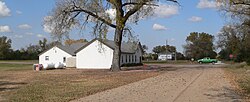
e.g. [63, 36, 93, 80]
[123, 3, 144, 21]
[122, 2, 158, 7]
[231, 1, 250, 6]
[68, 9, 116, 28]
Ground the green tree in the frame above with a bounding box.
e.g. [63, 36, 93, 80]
[176, 52, 185, 60]
[152, 45, 176, 54]
[217, 24, 250, 62]
[39, 38, 48, 52]
[184, 32, 217, 60]
[218, 0, 250, 63]
[0, 36, 12, 60]
[45, 0, 178, 71]
[46, 41, 62, 49]
[142, 45, 148, 54]
[217, 25, 242, 61]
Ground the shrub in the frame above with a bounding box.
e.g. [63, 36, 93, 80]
[246, 58, 250, 66]
[121, 63, 143, 67]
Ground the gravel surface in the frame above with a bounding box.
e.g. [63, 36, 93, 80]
[72, 67, 242, 102]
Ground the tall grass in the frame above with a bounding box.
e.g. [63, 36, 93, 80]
[226, 62, 250, 99]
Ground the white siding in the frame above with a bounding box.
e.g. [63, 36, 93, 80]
[76, 40, 113, 69]
[158, 54, 173, 60]
[120, 54, 125, 65]
[121, 54, 130, 64]
[39, 47, 72, 66]
[134, 46, 143, 63]
[120, 46, 143, 65]
[66, 57, 76, 68]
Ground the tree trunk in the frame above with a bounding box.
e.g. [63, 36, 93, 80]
[111, 27, 123, 71]
[110, 4, 125, 71]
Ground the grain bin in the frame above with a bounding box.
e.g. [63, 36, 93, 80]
[43, 63, 54, 69]
[54, 62, 64, 68]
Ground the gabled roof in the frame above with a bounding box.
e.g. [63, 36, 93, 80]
[75, 38, 141, 54]
[39, 38, 142, 56]
[57, 42, 88, 55]
[38, 42, 87, 56]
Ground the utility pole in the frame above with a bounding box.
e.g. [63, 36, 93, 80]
[166, 40, 168, 62]
[175, 51, 177, 61]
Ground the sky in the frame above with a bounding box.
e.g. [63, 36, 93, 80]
[0, 0, 225, 53]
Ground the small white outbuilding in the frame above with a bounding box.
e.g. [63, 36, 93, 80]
[38, 43, 86, 67]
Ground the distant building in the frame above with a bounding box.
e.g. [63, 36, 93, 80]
[158, 52, 173, 60]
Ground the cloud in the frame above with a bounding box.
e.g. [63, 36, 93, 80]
[43, 16, 53, 33]
[37, 34, 45, 38]
[154, 4, 179, 18]
[0, 25, 11, 32]
[0, 1, 11, 17]
[152, 24, 167, 31]
[25, 32, 34, 35]
[16, 10, 22, 15]
[188, 16, 203, 22]
[106, 9, 116, 20]
[18, 24, 32, 29]
[169, 38, 175, 42]
[197, 0, 221, 9]
[14, 35, 23, 38]
[108, 27, 115, 32]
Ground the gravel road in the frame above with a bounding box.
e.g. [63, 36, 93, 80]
[72, 67, 242, 102]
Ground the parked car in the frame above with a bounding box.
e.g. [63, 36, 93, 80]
[197, 57, 218, 64]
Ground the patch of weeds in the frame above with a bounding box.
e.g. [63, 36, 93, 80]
[226, 63, 250, 99]
[3, 69, 159, 102]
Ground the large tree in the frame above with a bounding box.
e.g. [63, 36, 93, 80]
[217, 24, 250, 62]
[0, 36, 12, 60]
[217, 25, 241, 61]
[45, 0, 178, 71]
[217, 0, 250, 63]
[184, 32, 217, 60]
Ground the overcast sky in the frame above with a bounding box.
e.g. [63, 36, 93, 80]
[0, 0, 224, 53]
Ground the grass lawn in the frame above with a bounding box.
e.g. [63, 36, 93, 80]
[225, 63, 250, 101]
[0, 63, 32, 71]
[0, 60, 38, 64]
[0, 62, 161, 102]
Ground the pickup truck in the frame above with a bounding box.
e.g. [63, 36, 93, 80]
[197, 57, 218, 64]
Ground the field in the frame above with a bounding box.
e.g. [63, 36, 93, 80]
[0, 60, 38, 64]
[0, 62, 160, 102]
[225, 63, 250, 100]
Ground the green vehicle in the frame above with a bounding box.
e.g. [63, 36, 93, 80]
[197, 57, 218, 64]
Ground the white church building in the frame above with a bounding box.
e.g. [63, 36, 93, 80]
[39, 38, 143, 69]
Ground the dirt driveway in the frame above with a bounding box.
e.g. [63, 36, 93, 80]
[73, 65, 242, 102]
